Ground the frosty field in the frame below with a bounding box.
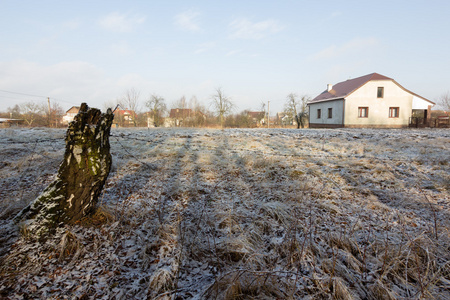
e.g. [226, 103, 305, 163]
[0, 127, 449, 299]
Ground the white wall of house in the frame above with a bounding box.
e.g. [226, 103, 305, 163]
[62, 113, 77, 124]
[412, 96, 431, 109]
[344, 80, 413, 127]
[308, 99, 344, 126]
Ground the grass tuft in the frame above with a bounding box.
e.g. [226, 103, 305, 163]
[77, 205, 116, 227]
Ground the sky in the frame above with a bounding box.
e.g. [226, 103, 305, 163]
[0, 0, 449, 114]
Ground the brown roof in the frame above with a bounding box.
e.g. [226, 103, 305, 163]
[114, 109, 137, 117]
[169, 108, 206, 118]
[309, 73, 435, 105]
[169, 108, 192, 118]
[66, 106, 80, 113]
[310, 73, 392, 103]
[247, 111, 265, 119]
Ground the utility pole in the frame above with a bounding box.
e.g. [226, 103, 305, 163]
[267, 100, 270, 129]
[47, 97, 51, 128]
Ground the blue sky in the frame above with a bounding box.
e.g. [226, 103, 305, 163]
[0, 0, 449, 114]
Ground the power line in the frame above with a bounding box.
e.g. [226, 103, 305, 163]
[0, 95, 43, 101]
[0, 89, 47, 99]
[0, 89, 80, 106]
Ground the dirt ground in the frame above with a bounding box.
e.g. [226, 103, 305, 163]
[0, 127, 449, 299]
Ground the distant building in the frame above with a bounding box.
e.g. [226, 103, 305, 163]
[276, 112, 291, 126]
[0, 118, 23, 127]
[114, 109, 137, 127]
[247, 111, 266, 126]
[169, 108, 206, 127]
[62, 106, 80, 124]
[308, 73, 435, 128]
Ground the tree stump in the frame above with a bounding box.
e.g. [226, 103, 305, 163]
[17, 103, 114, 237]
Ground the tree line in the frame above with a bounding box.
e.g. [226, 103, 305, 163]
[0, 101, 65, 127]
[104, 87, 312, 129]
[0, 88, 312, 128]
[2, 89, 449, 128]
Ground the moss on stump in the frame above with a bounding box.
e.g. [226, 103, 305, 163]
[17, 103, 114, 237]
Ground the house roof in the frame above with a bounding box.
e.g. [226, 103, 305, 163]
[66, 106, 80, 113]
[114, 109, 136, 116]
[310, 73, 392, 103]
[247, 111, 264, 119]
[169, 108, 206, 119]
[309, 72, 435, 105]
[169, 108, 192, 118]
[0, 118, 23, 123]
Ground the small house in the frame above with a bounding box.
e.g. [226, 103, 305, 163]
[62, 106, 80, 124]
[113, 109, 137, 127]
[169, 108, 206, 127]
[308, 73, 435, 128]
[247, 111, 266, 126]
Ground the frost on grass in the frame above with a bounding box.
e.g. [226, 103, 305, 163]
[0, 127, 449, 299]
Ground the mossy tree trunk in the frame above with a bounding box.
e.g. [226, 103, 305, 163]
[17, 103, 114, 237]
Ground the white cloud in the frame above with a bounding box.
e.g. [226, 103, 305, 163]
[0, 60, 133, 110]
[0, 60, 103, 93]
[174, 9, 201, 32]
[311, 37, 379, 61]
[99, 12, 145, 33]
[229, 18, 284, 40]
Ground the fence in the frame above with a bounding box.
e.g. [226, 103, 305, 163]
[409, 117, 450, 128]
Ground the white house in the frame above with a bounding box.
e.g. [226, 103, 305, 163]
[308, 73, 435, 128]
[62, 106, 80, 124]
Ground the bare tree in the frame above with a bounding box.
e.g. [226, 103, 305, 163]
[40, 101, 64, 127]
[260, 101, 267, 125]
[103, 100, 118, 112]
[211, 88, 234, 128]
[170, 96, 189, 125]
[187, 95, 207, 127]
[189, 95, 199, 111]
[438, 91, 450, 111]
[284, 93, 310, 128]
[171, 95, 187, 109]
[120, 88, 141, 126]
[51, 102, 65, 128]
[7, 104, 21, 119]
[20, 102, 42, 126]
[296, 95, 310, 128]
[284, 93, 298, 127]
[146, 94, 167, 127]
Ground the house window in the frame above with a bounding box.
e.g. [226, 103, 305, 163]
[317, 109, 321, 119]
[328, 108, 333, 118]
[389, 107, 399, 118]
[358, 107, 369, 118]
[377, 87, 384, 98]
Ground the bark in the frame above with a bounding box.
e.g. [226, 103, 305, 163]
[16, 103, 114, 237]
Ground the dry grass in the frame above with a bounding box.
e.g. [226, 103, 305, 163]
[77, 205, 116, 227]
[0, 128, 449, 299]
[58, 229, 83, 262]
[203, 270, 290, 300]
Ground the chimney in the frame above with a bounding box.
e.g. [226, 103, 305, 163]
[327, 84, 333, 92]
